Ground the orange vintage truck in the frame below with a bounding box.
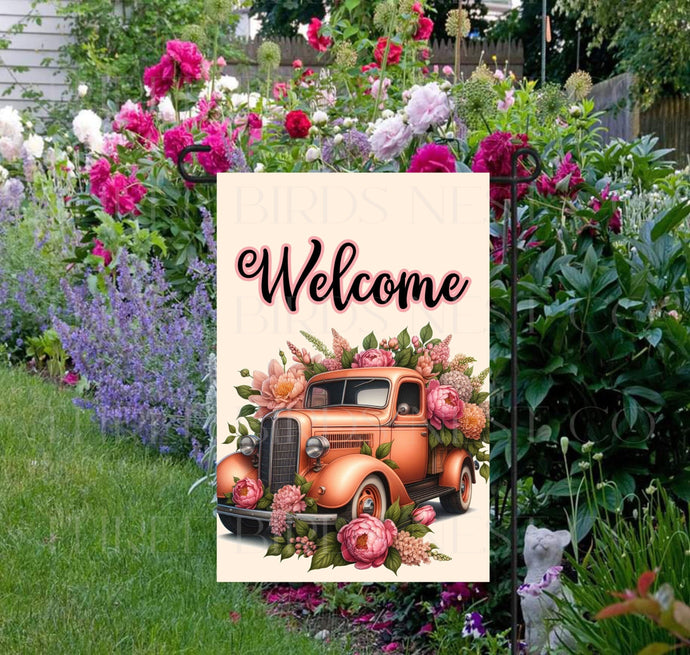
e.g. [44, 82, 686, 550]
[216, 366, 476, 535]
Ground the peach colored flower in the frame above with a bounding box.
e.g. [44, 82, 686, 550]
[232, 477, 263, 509]
[415, 353, 434, 381]
[249, 359, 307, 418]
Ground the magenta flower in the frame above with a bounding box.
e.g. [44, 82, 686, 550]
[98, 172, 147, 216]
[166, 40, 207, 85]
[113, 101, 159, 148]
[412, 505, 436, 526]
[407, 143, 456, 173]
[426, 379, 464, 430]
[62, 371, 80, 386]
[92, 238, 113, 266]
[88, 158, 111, 197]
[232, 477, 264, 509]
[414, 16, 434, 41]
[307, 17, 332, 52]
[537, 152, 584, 199]
[163, 125, 194, 164]
[352, 348, 396, 368]
[338, 515, 397, 569]
[588, 182, 622, 234]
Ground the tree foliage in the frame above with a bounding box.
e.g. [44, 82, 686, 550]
[250, 0, 328, 37]
[555, 0, 690, 107]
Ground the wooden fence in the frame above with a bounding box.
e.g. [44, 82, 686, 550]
[590, 73, 690, 163]
[225, 36, 524, 87]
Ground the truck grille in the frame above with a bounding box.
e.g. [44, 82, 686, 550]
[259, 416, 300, 492]
[329, 433, 373, 449]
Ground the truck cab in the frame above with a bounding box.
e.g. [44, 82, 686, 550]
[217, 367, 476, 535]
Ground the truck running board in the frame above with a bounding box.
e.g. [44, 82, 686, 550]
[406, 476, 456, 505]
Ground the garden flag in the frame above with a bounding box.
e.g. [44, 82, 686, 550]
[216, 173, 490, 582]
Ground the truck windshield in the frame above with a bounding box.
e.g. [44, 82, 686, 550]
[305, 378, 390, 409]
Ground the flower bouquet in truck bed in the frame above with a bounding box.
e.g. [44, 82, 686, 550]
[217, 324, 489, 573]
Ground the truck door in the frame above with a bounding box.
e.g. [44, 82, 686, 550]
[388, 380, 428, 483]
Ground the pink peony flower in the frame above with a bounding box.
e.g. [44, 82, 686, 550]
[412, 505, 436, 526]
[98, 172, 147, 216]
[249, 359, 308, 418]
[407, 143, 456, 172]
[497, 88, 515, 111]
[382, 644, 400, 653]
[588, 182, 622, 234]
[442, 65, 454, 76]
[101, 132, 129, 159]
[232, 477, 264, 509]
[273, 81, 288, 100]
[143, 54, 175, 100]
[292, 59, 303, 69]
[272, 484, 307, 513]
[197, 130, 233, 175]
[472, 131, 531, 218]
[62, 371, 80, 386]
[406, 82, 451, 134]
[370, 115, 413, 161]
[414, 16, 434, 41]
[374, 38, 403, 66]
[92, 238, 112, 266]
[113, 100, 159, 147]
[352, 348, 396, 368]
[307, 17, 332, 52]
[337, 515, 397, 570]
[426, 379, 464, 430]
[89, 157, 111, 196]
[537, 152, 583, 199]
[163, 124, 194, 164]
[166, 40, 207, 85]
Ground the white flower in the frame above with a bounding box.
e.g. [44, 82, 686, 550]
[440, 80, 452, 91]
[78, 84, 88, 98]
[157, 96, 176, 122]
[23, 134, 44, 159]
[333, 133, 344, 145]
[369, 115, 413, 161]
[230, 92, 261, 109]
[253, 162, 265, 172]
[308, 125, 320, 136]
[25, 121, 33, 130]
[0, 165, 8, 183]
[593, 452, 603, 462]
[582, 440, 594, 453]
[406, 82, 451, 135]
[216, 75, 239, 93]
[305, 146, 321, 163]
[0, 105, 24, 161]
[72, 109, 103, 152]
[342, 117, 353, 129]
[312, 110, 328, 125]
[381, 109, 394, 119]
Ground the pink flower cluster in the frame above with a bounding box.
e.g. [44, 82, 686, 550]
[426, 379, 464, 430]
[144, 40, 209, 100]
[270, 484, 307, 535]
[536, 152, 584, 199]
[588, 182, 622, 234]
[412, 2, 434, 41]
[472, 131, 531, 218]
[113, 101, 159, 148]
[338, 514, 397, 569]
[88, 157, 147, 216]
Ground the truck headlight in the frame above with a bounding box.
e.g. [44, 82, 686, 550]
[238, 434, 259, 456]
[306, 436, 330, 459]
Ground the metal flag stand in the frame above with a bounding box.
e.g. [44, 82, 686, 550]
[177, 145, 543, 654]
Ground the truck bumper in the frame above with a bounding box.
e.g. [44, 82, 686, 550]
[216, 503, 338, 526]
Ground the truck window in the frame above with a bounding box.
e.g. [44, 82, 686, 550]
[397, 382, 421, 415]
[305, 378, 390, 408]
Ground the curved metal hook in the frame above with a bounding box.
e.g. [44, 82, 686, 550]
[490, 146, 542, 185]
[177, 145, 217, 184]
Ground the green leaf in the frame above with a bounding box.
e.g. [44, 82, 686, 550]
[625, 386, 665, 406]
[384, 499, 401, 524]
[256, 497, 271, 509]
[651, 202, 690, 240]
[238, 423, 248, 436]
[419, 323, 433, 343]
[301, 481, 313, 494]
[265, 543, 283, 557]
[376, 440, 393, 460]
[360, 442, 372, 456]
[637, 643, 674, 655]
[222, 435, 236, 444]
[396, 328, 411, 349]
[309, 547, 336, 571]
[235, 385, 257, 399]
[280, 543, 296, 560]
[335, 517, 348, 532]
[383, 459, 400, 470]
[227, 423, 236, 433]
[404, 523, 431, 538]
[294, 474, 307, 487]
[362, 331, 378, 349]
[294, 519, 309, 537]
[246, 417, 261, 434]
[384, 547, 402, 574]
[479, 463, 490, 482]
[237, 404, 256, 419]
[341, 347, 357, 368]
[395, 348, 412, 367]
[525, 377, 554, 410]
[440, 426, 453, 446]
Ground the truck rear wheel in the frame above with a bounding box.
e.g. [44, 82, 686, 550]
[341, 475, 388, 521]
[440, 461, 473, 514]
[218, 513, 265, 536]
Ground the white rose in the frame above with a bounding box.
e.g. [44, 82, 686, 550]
[78, 84, 88, 98]
[23, 134, 44, 159]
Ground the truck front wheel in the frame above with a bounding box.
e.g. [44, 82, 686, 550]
[218, 513, 265, 536]
[342, 475, 388, 521]
[440, 461, 473, 514]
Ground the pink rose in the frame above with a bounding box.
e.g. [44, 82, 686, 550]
[407, 143, 456, 173]
[92, 238, 112, 266]
[337, 515, 397, 570]
[426, 379, 464, 430]
[163, 125, 194, 164]
[352, 348, 396, 368]
[412, 505, 436, 526]
[232, 477, 264, 509]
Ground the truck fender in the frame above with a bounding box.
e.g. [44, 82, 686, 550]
[309, 454, 412, 509]
[439, 449, 476, 490]
[216, 452, 256, 501]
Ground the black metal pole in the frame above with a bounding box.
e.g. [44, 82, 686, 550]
[491, 147, 541, 654]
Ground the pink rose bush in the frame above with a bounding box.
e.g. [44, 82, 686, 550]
[249, 359, 308, 418]
[426, 379, 464, 430]
[352, 348, 396, 368]
[232, 477, 264, 509]
[338, 515, 398, 569]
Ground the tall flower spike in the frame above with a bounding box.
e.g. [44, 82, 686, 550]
[332, 328, 351, 361]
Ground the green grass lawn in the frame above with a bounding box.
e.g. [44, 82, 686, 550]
[0, 366, 333, 654]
